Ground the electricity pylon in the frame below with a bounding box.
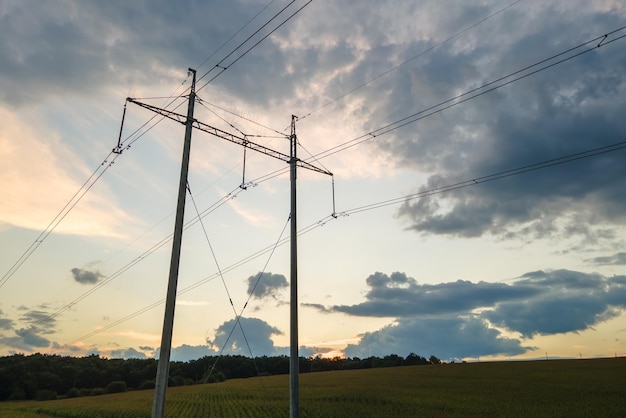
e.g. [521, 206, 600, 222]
[122, 68, 332, 418]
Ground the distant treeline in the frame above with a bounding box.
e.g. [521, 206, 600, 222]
[0, 352, 442, 401]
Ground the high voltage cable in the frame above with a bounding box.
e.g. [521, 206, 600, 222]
[199, 99, 288, 137]
[203, 214, 291, 385]
[0, 76, 193, 290]
[116, 0, 296, 150]
[340, 140, 626, 215]
[197, 0, 314, 91]
[249, 26, 626, 185]
[31, 185, 247, 331]
[195, 0, 278, 75]
[63, 139, 626, 346]
[15, 15, 624, 344]
[197, 99, 249, 138]
[187, 183, 265, 380]
[76, 23, 625, 315]
[114, 0, 309, 167]
[196, 0, 298, 85]
[310, 26, 626, 161]
[28, 24, 626, 333]
[297, 0, 523, 122]
[0, 154, 120, 289]
[115, 0, 307, 158]
[1, 0, 308, 290]
[67, 212, 293, 347]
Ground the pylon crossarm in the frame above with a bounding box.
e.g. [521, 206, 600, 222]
[191, 118, 288, 164]
[127, 98, 188, 126]
[127, 97, 332, 177]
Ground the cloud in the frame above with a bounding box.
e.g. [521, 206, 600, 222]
[344, 316, 529, 360]
[0, 328, 51, 352]
[109, 347, 148, 359]
[327, 271, 537, 317]
[368, 4, 626, 243]
[0, 1, 304, 108]
[145, 317, 292, 361]
[207, 316, 284, 357]
[18, 307, 56, 333]
[168, 344, 216, 362]
[0, 107, 137, 238]
[0, 309, 15, 330]
[302, 303, 333, 313]
[0, 305, 60, 353]
[15, 328, 51, 348]
[247, 272, 288, 300]
[484, 270, 626, 337]
[0, 318, 14, 330]
[587, 252, 626, 266]
[322, 270, 626, 359]
[71, 267, 104, 285]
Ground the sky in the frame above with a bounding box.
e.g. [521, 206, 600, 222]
[1, 0, 626, 363]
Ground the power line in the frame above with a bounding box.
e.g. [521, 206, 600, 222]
[311, 26, 626, 162]
[78, 23, 622, 314]
[197, 0, 314, 91]
[194, 0, 279, 75]
[34, 24, 626, 336]
[249, 26, 626, 185]
[30, 185, 246, 332]
[297, 0, 524, 122]
[196, 0, 297, 86]
[187, 182, 265, 379]
[1, 1, 311, 290]
[15, 15, 624, 349]
[202, 214, 291, 384]
[340, 140, 626, 215]
[198, 99, 288, 138]
[0, 153, 121, 289]
[62, 139, 626, 345]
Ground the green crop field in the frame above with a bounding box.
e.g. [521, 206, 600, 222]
[2, 357, 625, 417]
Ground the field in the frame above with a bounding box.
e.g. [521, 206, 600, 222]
[2, 357, 625, 417]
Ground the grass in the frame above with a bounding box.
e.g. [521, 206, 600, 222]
[2, 357, 625, 417]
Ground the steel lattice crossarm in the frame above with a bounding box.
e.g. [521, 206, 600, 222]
[126, 97, 332, 176]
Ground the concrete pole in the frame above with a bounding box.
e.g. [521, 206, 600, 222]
[289, 115, 299, 418]
[151, 68, 196, 418]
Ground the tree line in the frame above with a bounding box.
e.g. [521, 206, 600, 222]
[0, 352, 442, 401]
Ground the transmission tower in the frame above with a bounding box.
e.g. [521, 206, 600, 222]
[121, 68, 332, 418]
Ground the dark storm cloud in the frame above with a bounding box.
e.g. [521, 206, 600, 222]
[247, 272, 288, 299]
[326, 270, 626, 342]
[484, 270, 626, 337]
[367, 4, 626, 242]
[343, 316, 529, 360]
[587, 252, 626, 266]
[328, 271, 538, 317]
[0, 0, 293, 107]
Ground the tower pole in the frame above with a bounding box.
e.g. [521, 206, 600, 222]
[152, 68, 196, 418]
[289, 115, 299, 418]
